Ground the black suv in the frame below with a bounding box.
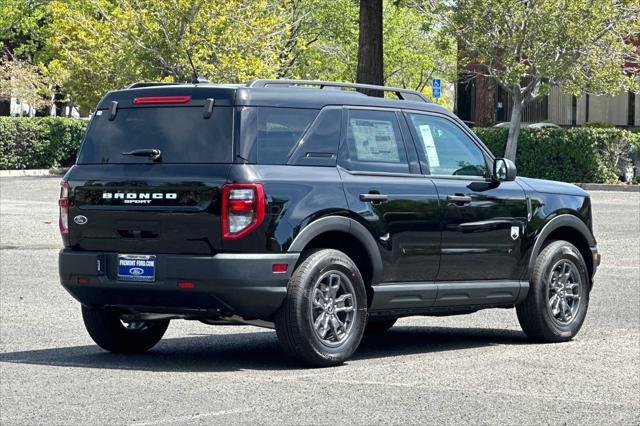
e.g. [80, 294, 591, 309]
[59, 79, 600, 366]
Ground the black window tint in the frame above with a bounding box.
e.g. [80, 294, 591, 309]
[239, 107, 318, 165]
[289, 107, 341, 166]
[342, 109, 409, 173]
[408, 114, 488, 177]
[78, 107, 233, 164]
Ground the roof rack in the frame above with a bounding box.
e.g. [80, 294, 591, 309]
[246, 79, 428, 102]
[126, 82, 182, 89]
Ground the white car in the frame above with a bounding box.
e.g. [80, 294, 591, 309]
[494, 122, 561, 129]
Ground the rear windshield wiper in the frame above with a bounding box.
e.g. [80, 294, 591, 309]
[122, 148, 161, 161]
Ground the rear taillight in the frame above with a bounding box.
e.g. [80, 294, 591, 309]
[221, 183, 265, 240]
[58, 181, 70, 235]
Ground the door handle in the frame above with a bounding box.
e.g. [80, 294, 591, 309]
[360, 193, 389, 203]
[447, 194, 472, 206]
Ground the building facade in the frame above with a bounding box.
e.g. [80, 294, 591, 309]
[455, 74, 639, 128]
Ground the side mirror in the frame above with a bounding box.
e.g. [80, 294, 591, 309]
[493, 158, 517, 182]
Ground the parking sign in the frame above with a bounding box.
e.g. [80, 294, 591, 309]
[432, 79, 441, 99]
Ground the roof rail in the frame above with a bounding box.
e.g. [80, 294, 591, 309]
[246, 79, 428, 102]
[126, 82, 182, 89]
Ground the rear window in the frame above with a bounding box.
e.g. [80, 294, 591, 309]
[77, 106, 233, 164]
[239, 107, 318, 164]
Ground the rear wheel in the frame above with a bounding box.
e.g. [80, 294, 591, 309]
[82, 306, 169, 353]
[365, 317, 397, 334]
[275, 249, 367, 367]
[516, 240, 590, 342]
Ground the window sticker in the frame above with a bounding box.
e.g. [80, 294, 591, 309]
[418, 124, 440, 167]
[350, 118, 400, 162]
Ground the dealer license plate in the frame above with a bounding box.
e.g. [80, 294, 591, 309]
[117, 254, 156, 282]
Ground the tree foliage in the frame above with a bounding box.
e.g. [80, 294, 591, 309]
[419, 0, 640, 160]
[47, 0, 288, 110]
[281, 0, 455, 103]
[1, 0, 55, 111]
[276, 0, 360, 82]
[0, 57, 52, 111]
[3, 0, 455, 111]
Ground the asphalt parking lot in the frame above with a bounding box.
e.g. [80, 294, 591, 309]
[0, 176, 638, 425]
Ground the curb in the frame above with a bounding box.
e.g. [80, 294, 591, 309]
[0, 168, 68, 177]
[576, 183, 639, 193]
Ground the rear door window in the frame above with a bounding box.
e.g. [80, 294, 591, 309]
[339, 109, 410, 174]
[77, 106, 233, 164]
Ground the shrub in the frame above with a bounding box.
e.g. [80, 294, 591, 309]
[473, 127, 640, 183]
[0, 117, 87, 170]
[581, 121, 614, 128]
[1, 117, 637, 185]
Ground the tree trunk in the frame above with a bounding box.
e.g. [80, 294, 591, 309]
[356, 0, 383, 97]
[504, 92, 523, 161]
[0, 99, 10, 116]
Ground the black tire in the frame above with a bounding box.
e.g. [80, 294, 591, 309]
[275, 249, 367, 367]
[82, 305, 169, 353]
[516, 240, 590, 342]
[365, 317, 397, 334]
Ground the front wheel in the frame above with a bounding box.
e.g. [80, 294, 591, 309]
[82, 306, 169, 353]
[516, 240, 590, 342]
[275, 249, 367, 367]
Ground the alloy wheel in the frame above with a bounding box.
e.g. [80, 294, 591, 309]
[309, 270, 357, 347]
[546, 259, 583, 325]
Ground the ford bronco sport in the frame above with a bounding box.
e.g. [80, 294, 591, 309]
[59, 79, 600, 367]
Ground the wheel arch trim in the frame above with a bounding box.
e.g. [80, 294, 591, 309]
[287, 216, 384, 283]
[527, 214, 596, 278]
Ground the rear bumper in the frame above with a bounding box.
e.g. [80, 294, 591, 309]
[59, 250, 299, 320]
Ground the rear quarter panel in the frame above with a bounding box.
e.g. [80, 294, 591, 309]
[223, 164, 349, 253]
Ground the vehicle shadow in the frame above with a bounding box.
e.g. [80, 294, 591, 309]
[0, 326, 529, 372]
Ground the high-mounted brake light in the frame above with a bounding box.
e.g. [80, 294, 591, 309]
[132, 96, 191, 105]
[58, 181, 70, 235]
[221, 183, 265, 240]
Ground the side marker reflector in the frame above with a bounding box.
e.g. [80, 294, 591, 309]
[177, 281, 195, 289]
[272, 264, 288, 273]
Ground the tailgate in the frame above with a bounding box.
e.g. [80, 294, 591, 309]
[66, 164, 231, 254]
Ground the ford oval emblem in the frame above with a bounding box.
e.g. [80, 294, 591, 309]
[73, 215, 88, 225]
[129, 267, 145, 276]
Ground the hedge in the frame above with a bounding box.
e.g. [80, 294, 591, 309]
[0, 117, 87, 170]
[473, 127, 640, 184]
[0, 117, 638, 184]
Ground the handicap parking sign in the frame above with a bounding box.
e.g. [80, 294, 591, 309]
[432, 79, 441, 99]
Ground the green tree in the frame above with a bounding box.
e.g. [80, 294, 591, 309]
[277, 0, 359, 82]
[8, 0, 455, 112]
[1, 0, 52, 62]
[281, 0, 454, 103]
[1, 0, 56, 113]
[383, 2, 455, 101]
[420, 0, 640, 160]
[0, 57, 51, 111]
[46, 0, 289, 110]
